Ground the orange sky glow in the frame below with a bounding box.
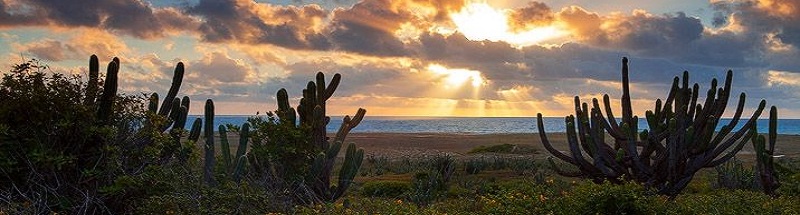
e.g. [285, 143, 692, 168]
[1, 0, 800, 117]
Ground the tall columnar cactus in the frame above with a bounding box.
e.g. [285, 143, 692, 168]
[96, 57, 120, 125]
[537, 57, 767, 197]
[85, 55, 99, 106]
[254, 72, 366, 203]
[144, 62, 187, 132]
[218, 123, 251, 183]
[753, 106, 780, 197]
[204, 99, 216, 186]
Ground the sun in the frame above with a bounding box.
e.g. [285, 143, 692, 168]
[428, 64, 486, 88]
[450, 2, 566, 47]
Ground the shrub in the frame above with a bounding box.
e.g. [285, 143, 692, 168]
[469, 144, 515, 154]
[361, 180, 410, 198]
[0, 58, 145, 213]
[465, 158, 488, 174]
[714, 158, 758, 191]
[408, 171, 447, 207]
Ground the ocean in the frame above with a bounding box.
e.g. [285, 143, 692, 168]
[185, 116, 800, 135]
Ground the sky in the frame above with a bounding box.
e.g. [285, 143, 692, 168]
[1, 0, 800, 118]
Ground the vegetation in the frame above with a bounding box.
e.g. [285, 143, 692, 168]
[246, 72, 366, 204]
[536, 57, 778, 197]
[0, 55, 796, 214]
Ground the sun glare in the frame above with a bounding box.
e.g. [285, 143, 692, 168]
[450, 2, 566, 47]
[428, 64, 486, 88]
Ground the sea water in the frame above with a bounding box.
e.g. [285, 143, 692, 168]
[186, 116, 800, 135]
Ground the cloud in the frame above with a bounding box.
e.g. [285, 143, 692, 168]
[189, 0, 331, 50]
[507, 1, 554, 31]
[189, 51, 254, 83]
[12, 29, 129, 61]
[0, 0, 198, 39]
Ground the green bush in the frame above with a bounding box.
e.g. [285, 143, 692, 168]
[408, 171, 447, 207]
[0, 59, 152, 213]
[361, 180, 410, 198]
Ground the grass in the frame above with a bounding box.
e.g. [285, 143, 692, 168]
[468, 144, 537, 154]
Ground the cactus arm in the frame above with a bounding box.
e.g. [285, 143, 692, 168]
[547, 157, 586, 177]
[188, 118, 202, 142]
[333, 108, 366, 145]
[97, 58, 119, 125]
[219, 125, 232, 171]
[85, 55, 100, 105]
[148, 93, 159, 114]
[755, 106, 779, 197]
[232, 123, 250, 183]
[323, 73, 341, 101]
[334, 143, 363, 200]
[536, 113, 576, 164]
[621, 57, 633, 126]
[594, 98, 624, 140]
[707, 99, 765, 161]
[157, 62, 184, 116]
[706, 127, 754, 167]
[602, 94, 621, 133]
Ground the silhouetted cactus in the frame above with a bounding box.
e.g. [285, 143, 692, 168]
[537, 57, 767, 197]
[753, 106, 780, 197]
[204, 99, 216, 186]
[85, 55, 99, 106]
[188, 118, 202, 142]
[218, 123, 250, 183]
[96, 57, 119, 125]
[251, 72, 366, 203]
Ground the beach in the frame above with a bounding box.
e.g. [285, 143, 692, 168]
[221, 133, 800, 160]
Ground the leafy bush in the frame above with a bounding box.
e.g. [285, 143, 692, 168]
[0, 59, 151, 213]
[361, 180, 410, 198]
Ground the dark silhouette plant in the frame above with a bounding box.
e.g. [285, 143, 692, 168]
[248, 72, 366, 203]
[537, 57, 770, 197]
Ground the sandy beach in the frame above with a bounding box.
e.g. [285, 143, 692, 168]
[219, 132, 800, 160]
[343, 133, 800, 160]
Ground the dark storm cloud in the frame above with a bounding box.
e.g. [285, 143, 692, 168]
[416, 32, 527, 80]
[189, 0, 332, 50]
[0, 0, 197, 39]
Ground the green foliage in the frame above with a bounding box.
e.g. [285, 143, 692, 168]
[408, 171, 447, 207]
[247, 72, 366, 204]
[714, 158, 758, 191]
[362, 155, 391, 176]
[465, 158, 488, 174]
[361, 180, 410, 198]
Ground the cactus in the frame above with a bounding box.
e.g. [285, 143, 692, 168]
[232, 123, 250, 183]
[251, 72, 366, 203]
[219, 125, 233, 172]
[203, 99, 216, 186]
[188, 118, 202, 142]
[85, 55, 99, 106]
[752, 106, 780, 197]
[96, 57, 119, 125]
[218, 123, 251, 183]
[537, 57, 767, 197]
